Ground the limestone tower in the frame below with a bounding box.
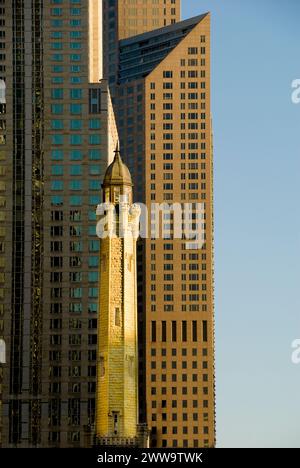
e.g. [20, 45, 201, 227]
[95, 147, 143, 446]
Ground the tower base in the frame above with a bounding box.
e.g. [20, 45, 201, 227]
[94, 424, 150, 448]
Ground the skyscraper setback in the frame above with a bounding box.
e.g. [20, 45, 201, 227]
[102, 0, 180, 89]
[0, 0, 215, 449]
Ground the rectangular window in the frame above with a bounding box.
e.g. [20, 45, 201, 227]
[192, 321, 197, 342]
[172, 321, 177, 342]
[51, 135, 64, 145]
[151, 321, 156, 342]
[89, 119, 101, 129]
[70, 104, 82, 114]
[70, 54, 81, 61]
[70, 88, 82, 99]
[162, 321, 167, 342]
[70, 120, 83, 130]
[51, 8, 63, 16]
[51, 104, 63, 114]
[51, 120, 64, 130]
[203, 320, 208, 342]
[52, 88, 64, 99]
[89, 149, 101, 160]
[89, 134, 101, 145]
[89, 88, 101, 114]
[70, 135, 83, 145]
[182, 321, 187, 342]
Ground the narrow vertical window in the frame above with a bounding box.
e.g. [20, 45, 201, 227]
[182, 321, 187, 342]
[192, 321, 197, 342]
[151, 321, 156, 342]
[203, 320, 208, 342]
[162, 321, 167, 342]
[115, 307, 120, 326]
[172, 321, 177, 342]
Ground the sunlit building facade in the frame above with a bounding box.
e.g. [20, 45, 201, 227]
[116, 14, 215, 448]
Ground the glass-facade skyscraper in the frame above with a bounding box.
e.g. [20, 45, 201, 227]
[0, 0, 118, 447]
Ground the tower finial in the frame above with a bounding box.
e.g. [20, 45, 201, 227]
[115, 141, 120, 154]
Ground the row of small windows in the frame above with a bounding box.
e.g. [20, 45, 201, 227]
[52, 77, 82, 84]
[151, 348, 208, 357]
[152, 183, 205, 190]
[51, 88, 83, 99]
[150, 152, 206, 161]
[51, 119, 101, 129]
[51, 19, 82, 27]
[158, 82, 206, 90]
[49, 350, 97, 362]
[51, 31, 82, 39]
[51, 104, 84, 114]
[51, 225, 96, 237]
[150, 163, 204, 170]
[50, 335, 98, 347]
[51, 210, 96, 222]
[51, 195, 100, 206]
[151, 385, 209, 399]
[51, 0, 81, 3]
[150, 167, 206, 176]
[50, 241, 98, 253]
[150, 143, 206, 151]
[49, 303, 98, 315]
[52, 65, 82, 73]
[51, 255, 98, 268]
[148, 97, 206, 112]
[51, 54, 83, 62]
[151, 412, 208, 424]
[51, 149, 103, 160]
[50, 165, 103, 175]
[50, 270, 98, 282]
[50, 318, 97, 330]
[51, 180, 101, 191]
[48, 382, 96, 394]
[51, 134, 101, 145]
[153, 421, 209, 433]
[150, 194, 206, 202]
[151, 361, 207, 371]
[49, 239, 99, 253]
[51, 42, 82, 49]
[153, 440, 208, 449]
[49, 338, 97, 350]
[51, 8, 82, 16]
[50, 288, 98, 299]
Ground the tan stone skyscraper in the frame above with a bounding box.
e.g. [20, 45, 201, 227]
[95, 148, 146, 446]
[116, 13, 216, 448]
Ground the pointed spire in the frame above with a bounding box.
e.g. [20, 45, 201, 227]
[113, 141, 122, 164]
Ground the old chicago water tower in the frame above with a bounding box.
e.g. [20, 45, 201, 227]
[95, 147, 148, 448]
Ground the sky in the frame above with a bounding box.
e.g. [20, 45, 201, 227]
[183, 0, 300, 448]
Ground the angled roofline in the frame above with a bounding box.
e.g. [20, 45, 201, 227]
[119, 13, 209, 48]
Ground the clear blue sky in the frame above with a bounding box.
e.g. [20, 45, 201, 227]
[183, 0, 300, 448]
